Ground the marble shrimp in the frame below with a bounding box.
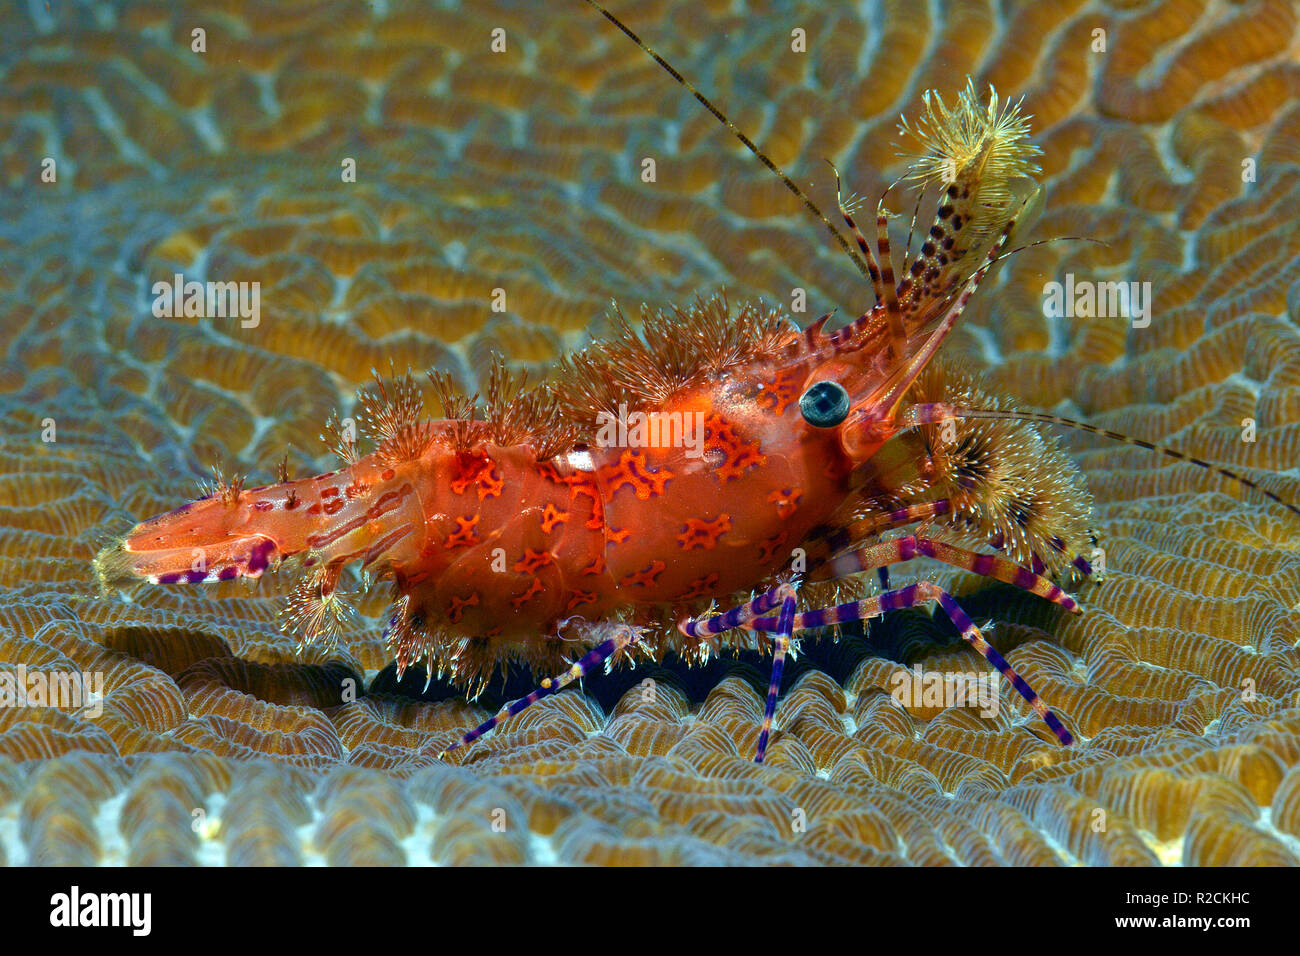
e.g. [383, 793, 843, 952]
[94, 1, 1300, 763]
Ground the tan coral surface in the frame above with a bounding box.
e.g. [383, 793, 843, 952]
[2, 0, 1300, 865]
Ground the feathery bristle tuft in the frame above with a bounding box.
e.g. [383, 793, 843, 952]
[425, 370, 480, 453]
[482, 356, 583, 459]
[898, 79, 1041, 210]
[422, 362, 580, 460]
[911, 363, 1093, 573]
[280, 566, 356, 650]
[357, 371, 435, 465]
[893, 81, 1044, 327]
[842, 360, 1094, 576]
[555, 294, 793, 426]
[92, 539, 145, 595]
[323, 412, 361, 464]
[199, 464, 244, 507]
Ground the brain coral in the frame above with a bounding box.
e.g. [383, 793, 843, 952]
[1, 0, 1300, 866]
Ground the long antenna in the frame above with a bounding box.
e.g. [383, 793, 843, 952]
[582, 0, 879, 291]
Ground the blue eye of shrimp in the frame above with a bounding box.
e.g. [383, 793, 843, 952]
[799, 380, 850, 428]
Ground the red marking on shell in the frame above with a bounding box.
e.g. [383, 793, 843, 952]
[565, 589, 598, 611]
[704, 413, 765, 482]
[539, 463, 604, 528]
[540, 503, 569, 533]
[597, 449, 672, 499]
[510, 578, 545, 608]
[450, 451, 493, 495]
[476, 462, 503, 500]
[513, 548, 553, 574]
[622, 559, 666, 589]
[766, 487, 803, 519]
[444, 515, 481, 548]
[572, 480, 604, 529]
[680, 572, 721, 600]
[757, 531, 789, 563]
[677, 514, 732, 550]
[756, 367, 802, 415]
[447, 592, 480, 623]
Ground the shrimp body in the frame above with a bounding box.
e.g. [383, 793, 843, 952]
[98, 314, 888, 689]
[95, 75, 1103, 738]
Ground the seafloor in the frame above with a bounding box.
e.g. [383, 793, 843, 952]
[2, 0, 1300, 865]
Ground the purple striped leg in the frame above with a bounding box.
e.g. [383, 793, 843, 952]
[811, 502, 1095, 595]
[750, 594, 797, 763]
[808, 500, 952, 561]
[807, 500, 955, 593]
[976, 528, 1094, 580]
[438, 625, 639, 760]
[752, 581, 1074, 745]
[678, 582, 796, 639]
[812, 502, 1094, 585]
[811, 535, 1083, 614]
[679, 583, 797, 763]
